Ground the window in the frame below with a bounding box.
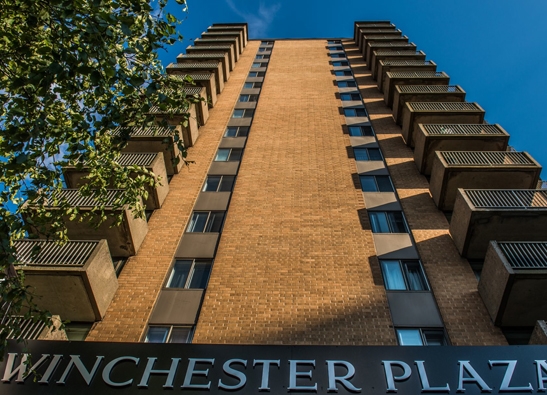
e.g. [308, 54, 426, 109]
[258, 47, 267, 52]
[145, 326, 193, 343]
[248, 71, 265, 77]
[243, 82, 262, 89]
[224, 126, 249, 137]
[251, 62, 262, 68]
[328, 40, 341, 44]
[353, 147, 383, 161]
[337, 81, 357, 87]
[255, 54, 270, 59]
[167, 260, 213, 289]
[261, 41, 274, 45]
[215, 148, 243, 161]
[341, 93, 361, 101]
[327, 46, 342, 50]
[396, 328, 446, 346]
[348, 126, 374, 136]
[203, 175, 236, 192]
[330, 53, 345, 58]
[239, 94, 258, 102]
[335, 70, 353, 77]
[187, 211, 225, 232]
[232, 109, 254, 118]
[332, 61, 349, 67]
[380, 260, 428, 290]
[344, 108, 368, 117]
[360, 175, 394, 192]
[369, 211, 408, 233]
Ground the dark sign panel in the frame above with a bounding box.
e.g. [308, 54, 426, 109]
[1, 341, 547, 394]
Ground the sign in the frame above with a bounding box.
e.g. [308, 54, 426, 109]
[1, 340, 547, 394]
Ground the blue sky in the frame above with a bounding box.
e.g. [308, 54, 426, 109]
[161, 0, 547, 179]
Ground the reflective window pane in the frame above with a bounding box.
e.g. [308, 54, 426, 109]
[206, 212, 225, 232]
[397, 329, 423, 346]
[369, 212, 390, 233]
[187, 212, 209, 232]
[381, 260, 407, 290]
[376, 176, 394, 192]
[203, 176, 221, 191]
[224, 127, 238, 137]
[215, 149, 230, 161]
[228, 149, 242, 161]
[232, 109, 244, 118]
[387, 211, 408, 233]
[146, 327, 169, 343]
[368, 148, 383, 161]
[218, 176, 235, 192]
[423, 330, 446, 346]
[360, 176, 378, 192]
[170, 327, 193, 343]
[353, 148, 369, 161]
[403, 261, 429, 291]
[167, 261, 192, 288]
[189, 261, 213, 288]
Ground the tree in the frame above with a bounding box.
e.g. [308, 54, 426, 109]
[0, 0, 195, 357]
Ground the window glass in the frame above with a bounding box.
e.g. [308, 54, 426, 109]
[146, 327, 169, 343]
[203, 176, 221, 191]
[335, 71, 351, 77]
[239, 95, 258, 102]
[376, 176, 394, 192]
[232, 109, 244, 118]
[227, 149, 243, 161]
[224, 126, 249, 137]
[167, 260, 192, 287]
[338, 81, 357, 87]
[251, 63, 261, 68]
[423, 330, 446, 346]
[360, 176, 378, 192]
[341, 93, 361, 101]
[369, 212, 391, 233]
[368, 148, 383, 160]
[215, 149, 230, 161]
[354, 148, 382, 161]
[387, 211, 408, 233]
[380, 260, 407, 290]
[332, 61, 349, 67]
[344, 108, 367, 117]
[397, 329, 423, 346]
[205, 212, 225, 232]
[403, 261, 428, 291]
[218, 176, 235, 191]
[328, 40, 341, 44]
[255, 55, 264, 59]
[258, 47, 266, 52]
[348, 126, 374, 136]
[188, 261, 213, 288]
[169, 327, 193, 343]
[244, 82, 262, 89]
[330, 53, 345, 58]
[187, 212, 208, 232]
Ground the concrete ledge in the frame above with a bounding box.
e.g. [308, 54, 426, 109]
[377, 61, 437, 91]
[149, 289, 204, 325]
[370, 50, 426, 79]
[387, 292, 444, 327]
[176, 233, 220, 258]
[373, 234, 420, 259]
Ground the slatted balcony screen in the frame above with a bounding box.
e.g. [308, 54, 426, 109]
[408, 102, 479, 111]
[398, 85, 461, 93]
[2, 316, 47, 340]
[116, 153, 158, 167]
[177, 53, 227, 59]
[423, 124, 503, 136]
[167, 62, 219, 69]
[369, 42, 414, 47]
[187, 45, 232, 50]
[388, 71, 445, 78]
[465, 189, 547, 209]
[357, 23, 394, 27]
[498, 242, 547, 269]
[440, 151, 533, 166]
[111, 126, 173, 137]
[48, 189, 124, 207]
[374, 50, 421, 55]
[382, 60, 433, 66]
[169, 73, 213, 81]
[364, 35, 403, 39]
[14, 239, 98, 266]
[195, 38, 237, 42]
[202, 32, 240, 36]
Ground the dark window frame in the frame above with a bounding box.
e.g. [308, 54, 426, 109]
[369, 211, 409, 233]
[380, 259, 429, 291]
[224, 126, 249, 138]
[359, 175, 394, 192]
[166, 259, 213, 289]
[396, 328, 447, 346]
[348, 125, 374, 136]
[186, 211, 226, 233]
[214, 148, 243, 162]
[145, 326, 194, 344]
[202, 175, 236, 192]
[353, 147, 383, 161]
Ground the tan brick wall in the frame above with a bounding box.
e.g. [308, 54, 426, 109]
[345, 42, 507, 346]
[193, 40, 395, 345]
[86, 41, 260, 342]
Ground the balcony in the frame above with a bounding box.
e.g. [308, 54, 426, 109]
[384, 71, 450, 108]
[15, 239, 118, 322]
[357, 29, 401, 51]
[3, 315, 66, 341]
[147, 101, 200, 147]
[354, 21, 396, 42]
[183, 86, 209, 126]
[63, 152, 169, 210]
[478, 241, 547, 327]
[366, 42, 417, 66]
[370, 50, 426, 78]
[377, 61, 437, 91]
[112, 127, 183, 176]
[170, 73, 217, 108]
[210, 23, 248, 46]
[392, 85, 466, 125]
[28, 189, 148, 257]
[200, 31, 244, 54]
[362, 35, 408, 57]
[177, 53, 230, 82]
[450, 189, 547, 259]
[430, 151, 541, 211]
[186, 44, 237, 70]
[167, 61, 224, 94]
[401, 102, 485, 147]
[414, 124, 510, 175]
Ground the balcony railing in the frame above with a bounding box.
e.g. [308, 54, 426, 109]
[398, 85, 462, 93]
[465, 189, 547, 209]
[112, 126, 173, 138]
[374, 50, 422, 55]
[440, 151, 534, 166]
[422, 124, 504, 136]
[188, 45, 231, 50]
[382, 60, 433, 66]
[407, 102, 480, 111]
[177, 53, 226, 59]
[14, 239, 98, 267]
[357, 23, 395, 27]
[170, 73, 213, 82]
[48, 189, 124, 207]
[3, 316, 47, 340]
[369, 42, 415, 47]
[116, 153, 159, 167]
[498, 242, 547, 270]
[388, 71, 446, 79]
[167, 62, 219, 69]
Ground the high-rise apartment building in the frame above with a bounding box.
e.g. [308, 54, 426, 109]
[4, 21, 547, 395]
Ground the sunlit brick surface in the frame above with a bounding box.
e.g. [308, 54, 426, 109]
[193, 40, 395, 345]
[86, 41, 261, 342]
